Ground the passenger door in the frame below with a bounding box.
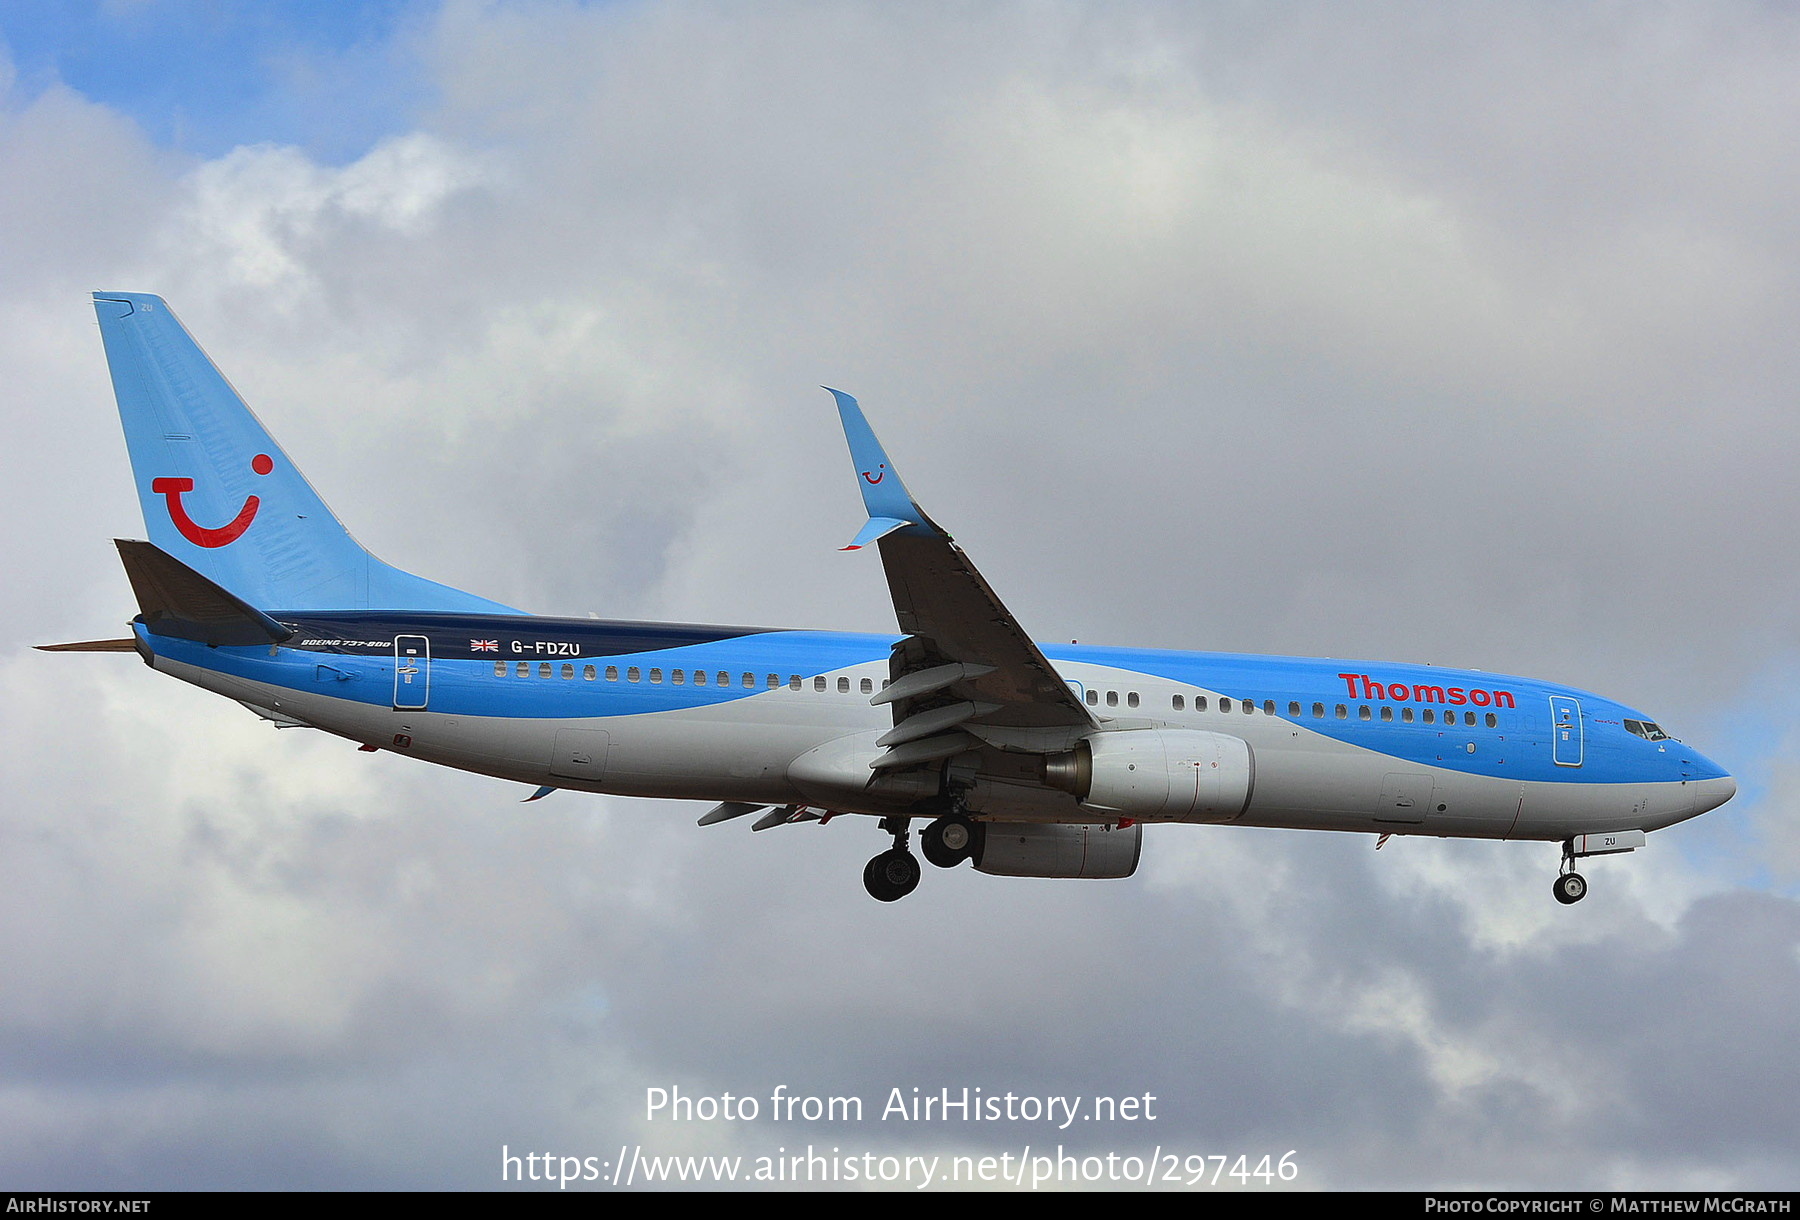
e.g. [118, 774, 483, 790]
[1549, 695, 1582, 767]
[393, 635, 430, 709]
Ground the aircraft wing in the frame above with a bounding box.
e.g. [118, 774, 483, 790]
[830, 390, 1096, 771]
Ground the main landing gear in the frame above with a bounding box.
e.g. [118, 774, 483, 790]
[863, 817, 920, 902]
[1554, 840, 1588, 905]
[862, 814, 984, 901]
[920, 813, 980, 869]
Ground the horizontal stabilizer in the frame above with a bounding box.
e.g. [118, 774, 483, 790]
[35, 638, 138, 652]
[116, 539, 293, 646]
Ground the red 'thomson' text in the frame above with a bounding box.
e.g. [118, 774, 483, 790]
[1336, 672, 1516, 708]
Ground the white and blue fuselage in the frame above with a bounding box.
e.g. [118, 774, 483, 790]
[144, 611, 1731, 841]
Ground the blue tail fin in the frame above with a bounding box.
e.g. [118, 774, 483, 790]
[93, 292, 520, 614]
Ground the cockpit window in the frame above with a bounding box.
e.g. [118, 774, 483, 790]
[1624, 719, 1672, 742]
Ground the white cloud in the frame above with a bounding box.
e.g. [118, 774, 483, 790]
[171, 133, 487, 293]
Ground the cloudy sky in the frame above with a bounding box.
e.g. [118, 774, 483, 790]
[3, 0, 1798, 1192]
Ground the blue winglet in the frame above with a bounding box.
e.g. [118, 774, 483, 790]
[827, 388, 932, 550]
[843, 515, 913, 551]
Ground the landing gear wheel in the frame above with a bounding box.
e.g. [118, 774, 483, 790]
[1553, 871, 1587, 905]
[863, 849, 921, 902]
[921, 815, 979, 869]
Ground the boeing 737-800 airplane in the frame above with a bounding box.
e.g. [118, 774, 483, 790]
[46, 292, 1735, 903]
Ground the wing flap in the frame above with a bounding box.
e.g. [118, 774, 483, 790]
[870, 661, 995, 706]
[869, 732, 977, 771]
[876, 700, 1000, 748]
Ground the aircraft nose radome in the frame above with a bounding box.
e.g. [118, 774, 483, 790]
[1694, 775, 1736, 815]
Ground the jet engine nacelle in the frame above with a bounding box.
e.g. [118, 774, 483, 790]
[1044, 729, 1254, 822]
[973, 822, 1143, 879]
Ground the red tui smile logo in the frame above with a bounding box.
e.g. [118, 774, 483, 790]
[153, 453, 273, 548]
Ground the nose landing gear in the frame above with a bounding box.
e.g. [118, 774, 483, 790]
[1553, 870, 1587, 904]
[1554, 840, 1588, 905]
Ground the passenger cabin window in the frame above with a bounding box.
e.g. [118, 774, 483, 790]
[693, 669, 707, 686]
[517, 662, 530, 678]
[562, 663, 574, 679]
[1172, 694, 1185, 711]
[605, 665, 618, 681]
[672, 669, 685, 685]
[1264, 700, 1276, 715]
[627, 667, 640, 683]
[790, 676, 802, 690]
[770, 674, 781, 689]
[717, 671, 729, 687]
[1402, 708, 1414, 723]
[815, 677, 826, 692]
[584, 665, 596, 680]
[538, 662, 552, 678]
[494, 661, 506, 677]
[1106, 690, 1118, 707]
[1086, 689, 1099, 706]
[1335, 705, 1347, 719]
[1380, 707, 1392, 722]
[742, 673, 754, 689]
[1219, 697, 1231, 712]
[861, 678, 874, 694]
[1312, 702, 1324, 718]
[649, 668, 662, 684]
[838, 677, 850, 693]
[1195, 697, 1208, 712]
[1485, 713, 1497, 727]
[1127, 692, 1139, 708]
[1289, 701, 1300, 716]
[1359, 705, 1371, 720]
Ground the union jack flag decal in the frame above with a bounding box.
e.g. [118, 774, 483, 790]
[470, 639, 499, 652]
